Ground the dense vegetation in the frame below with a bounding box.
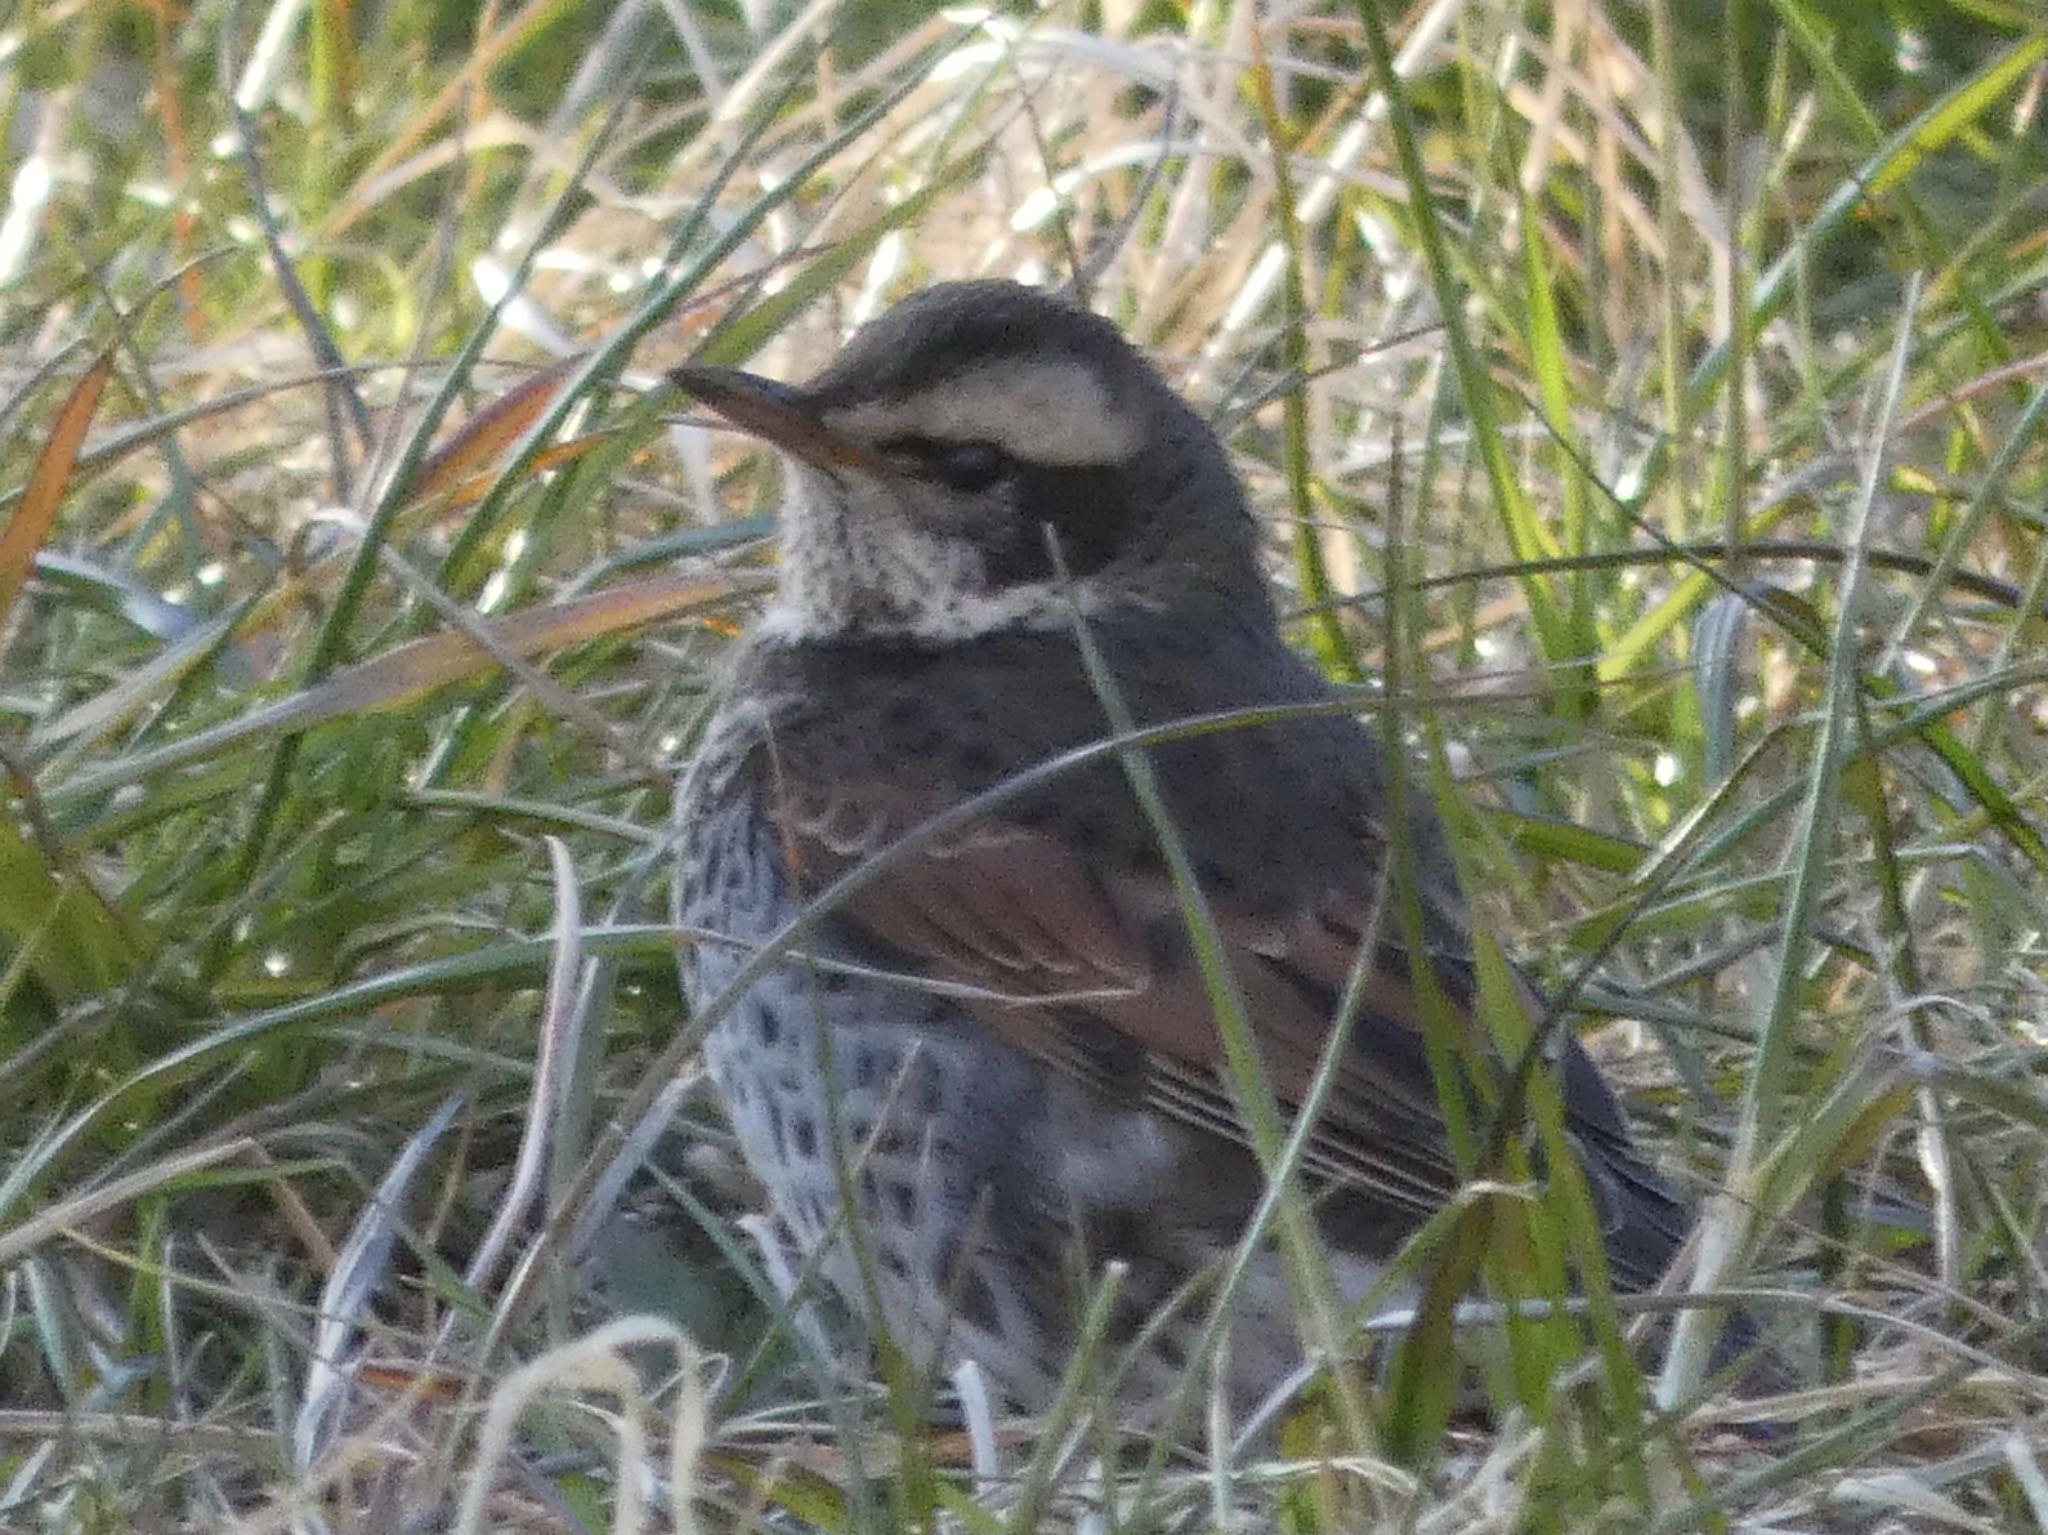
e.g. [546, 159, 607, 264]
[1, 0, 2045, 1528]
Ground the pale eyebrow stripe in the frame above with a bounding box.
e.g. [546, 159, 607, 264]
[824, 359, 1144, 467]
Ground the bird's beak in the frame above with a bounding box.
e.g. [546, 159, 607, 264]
[669, 364, 875, 473]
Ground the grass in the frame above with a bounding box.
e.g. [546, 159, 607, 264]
[2, 0, 2047, 1527]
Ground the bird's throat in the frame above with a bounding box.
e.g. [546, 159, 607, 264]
[762, 477, 1087, 645]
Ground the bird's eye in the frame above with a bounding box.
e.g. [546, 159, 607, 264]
[887, 437, 1011, 493]
[931, 443, 1008, 492]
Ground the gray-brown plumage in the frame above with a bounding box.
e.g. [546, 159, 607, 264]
[670, 280, 1690, 1413]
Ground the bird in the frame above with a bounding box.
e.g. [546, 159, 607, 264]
[667, 279, 1697, 1419]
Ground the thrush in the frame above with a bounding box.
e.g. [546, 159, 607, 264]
[669, 280, 1695, 1415]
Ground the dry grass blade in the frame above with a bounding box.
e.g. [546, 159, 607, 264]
[450, 1316, 708, 1535]
[0, 354, 112, 636]
[49, 571, 763, 805]
[293, 1094, 465, 1474]
[460, 836, 583, 1306]
[403, 356, 584, 508]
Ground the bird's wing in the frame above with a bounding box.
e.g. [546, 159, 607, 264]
[739, 732, 1677, 1280]
[707, 621, 1690, 1284]
[792, 797, 1449, 1202]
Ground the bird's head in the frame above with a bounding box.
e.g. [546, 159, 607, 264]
[673, 280, 1264, 643]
